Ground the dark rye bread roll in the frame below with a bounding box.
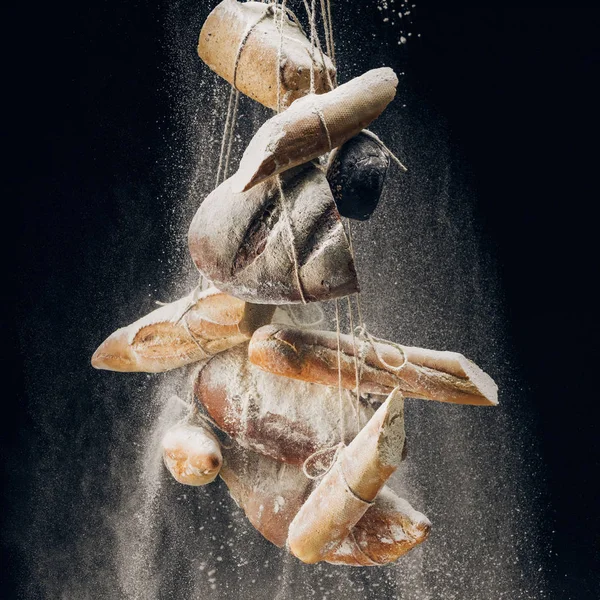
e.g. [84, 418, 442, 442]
[248, 325, 499, 406]
[194, 343, 375, 466]
[188, 163, 359, 305]
[198, 0, 335, 111]
[230, 68, 398, 193]
[326, 132, 391, 221]
[220, 443, 429, 564]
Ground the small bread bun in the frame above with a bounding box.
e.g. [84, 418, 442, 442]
[162, 421, 223, 486]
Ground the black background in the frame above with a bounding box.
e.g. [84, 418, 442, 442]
[4, 0, 599, 598]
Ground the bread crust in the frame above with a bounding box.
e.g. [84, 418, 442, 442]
[248, 324, 499, 405]
[198, 0, 335, 111]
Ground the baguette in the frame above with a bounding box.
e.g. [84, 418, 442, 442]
[248, 325, 499, 406]
[287, 390, 406, 563]
[230, 68, 398, 193]
[194, 344, 374, 466]
[323, 487, 430, 566]
[91, 286, 274, 373]
[188, 163, 358, 305]
[220, 443, 429, 565]
[198, 0, 335, 110]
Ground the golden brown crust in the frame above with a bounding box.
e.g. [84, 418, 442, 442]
[248, 325, 499, 406]
[91, 287, 273, 373]
[198, 0, 335, 111]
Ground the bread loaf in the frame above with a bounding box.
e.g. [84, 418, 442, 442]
[327, 132, 391, 221]
[220, 443, 429, 565]
[248, 325, 499, 406]
[230, 68, 399, 193]
[194, 344, 375, 465]
[188, 163, 359, 305]
[287, 390, 406, 563]
[198, 0, 335, 110]
[91, 286, 274, 373]
[162, 419, 222, 486]
[323, 487, 430, 566]
[219, 443, 313, 548]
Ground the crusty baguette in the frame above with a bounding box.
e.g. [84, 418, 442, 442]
[198, 0, 335, 110]
[248, 325, 499, 406]
[162, 420, 222, 486]
[287, 390, 406, 564]
[91, 286, 274, 373]
[220, 443, 429, 565]
[188, 163, 358, 305]
[194, 344, 374, 466]
[230, 68, 398, 193]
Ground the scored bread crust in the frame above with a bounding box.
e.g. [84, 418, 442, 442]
[194, 344, 374, 465]
[91, 287, 274, 373]
[248, 324, 499, 406]
[188, 164, 359, 305]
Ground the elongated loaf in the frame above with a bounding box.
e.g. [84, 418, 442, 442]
[198, 0, 335, 110]
[248, 325, 499, 406]
[230, 68, 398, 192]
[188, 163, 358, 305]
[194, 344, 374, 465]
[91, 286, 274, 372]
[287, 390, 406, 563]
[220, 443, 429, 564]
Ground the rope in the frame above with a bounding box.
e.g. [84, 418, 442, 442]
[223, 90, 240, 179]
[334, 298, 345, 442]
[302, 442, 343, 479]
[314, 105, 333, 150]
[276, 175, 308, 303]
[215, 86, 237, 187]
[362, 128, 408, 173]
[319, 0, 332, 58]
[346, 295, 362, 431]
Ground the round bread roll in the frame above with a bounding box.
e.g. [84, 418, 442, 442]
[327, 132, 391, 221]
[162, 420, 223, 486]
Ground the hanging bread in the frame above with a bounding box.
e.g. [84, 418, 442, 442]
[323, 486, 430, 566]
[162, 418, 223, 486]
[220, 442, 428, 565]
[327, 131, 391, 221]
[248, 325, 499, 406]
[91, 286, 274, 373]
[287, 389, 407, 564]
[229, 67, 398, 193]
[188, 163, 359, 305]
[198, 0, 335, 110]
[194, 343, 374, 465]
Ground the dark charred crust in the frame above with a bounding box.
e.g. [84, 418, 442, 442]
[232, 198, 281, 274]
